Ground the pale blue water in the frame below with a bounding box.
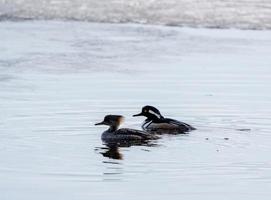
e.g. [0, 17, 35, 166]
[1, 21, 271, 200]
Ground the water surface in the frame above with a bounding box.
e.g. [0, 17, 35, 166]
[1, 21, 271, 199]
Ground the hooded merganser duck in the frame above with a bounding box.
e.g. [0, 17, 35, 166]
[133, 105, 196, 134]
[95, 115, 159, 143]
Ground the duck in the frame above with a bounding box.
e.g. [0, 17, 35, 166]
[95, 115, 159, 143]
[133, 105, 195, 134]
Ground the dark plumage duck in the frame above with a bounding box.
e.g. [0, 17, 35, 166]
[95, 115, 159, 143]
[133, 105, 195, 134]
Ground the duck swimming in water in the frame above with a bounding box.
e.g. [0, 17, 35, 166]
[95, 115, 159, 143]
[133, 105, 195, 134]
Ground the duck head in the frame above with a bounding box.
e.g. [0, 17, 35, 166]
[95, 115, 124, 131]
[133, 105, 163, 120]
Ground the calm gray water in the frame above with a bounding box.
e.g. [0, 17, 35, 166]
[1, 0, 271, 29]
[1, 21, 271, 199]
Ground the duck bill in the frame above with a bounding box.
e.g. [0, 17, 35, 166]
[95, 121, 106, 126]
[133, 112, 143, 117]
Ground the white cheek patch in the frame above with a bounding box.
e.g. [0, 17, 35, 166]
[149, 110, 161, 118]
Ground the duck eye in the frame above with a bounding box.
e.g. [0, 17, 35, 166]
[143, 109, 147, 113]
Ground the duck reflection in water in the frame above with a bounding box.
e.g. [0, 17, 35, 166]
[98, 140, 158, 160]
[100, 145, 123, 160]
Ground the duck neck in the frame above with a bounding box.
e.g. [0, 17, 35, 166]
[147, 115, 164, 122]
[107, 124, 119, 132]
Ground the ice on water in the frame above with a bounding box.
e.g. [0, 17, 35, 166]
[1, 0, 271, 29]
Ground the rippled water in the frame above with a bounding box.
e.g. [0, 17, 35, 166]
[1, 0, 271, 29]
[1, 21, 271, 199]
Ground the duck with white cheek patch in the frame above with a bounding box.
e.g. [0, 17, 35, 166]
[133, 105, 196, 134]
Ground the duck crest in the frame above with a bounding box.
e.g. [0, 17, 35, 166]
[95, 115, 124, 132]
